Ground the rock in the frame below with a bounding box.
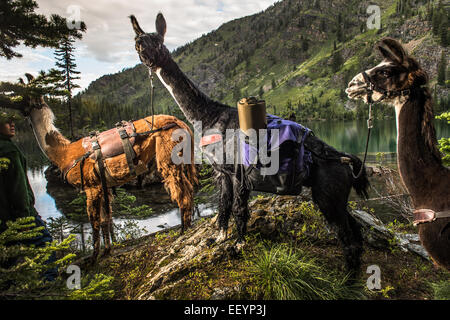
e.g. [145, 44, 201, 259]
[253, 209, 267, 217]
[210, 286, 237, 300]
[350, 210, 429, 260]
[287, 75, 311, 88]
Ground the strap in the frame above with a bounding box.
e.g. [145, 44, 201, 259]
[63, 151, 92, 184]
[200, 134, 222, 147]
[95, 147, 111, 217]
[362, 71, 411, 103]
[79, 156, 86, 193]
[413, 209, 450, 226]
[136, 122, 178, 137]
[118, 127, 137, 177]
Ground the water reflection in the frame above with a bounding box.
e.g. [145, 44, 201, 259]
[27, 166, 216, 240]
[305, 118, 449, 161]
[28, 167, 62, 220]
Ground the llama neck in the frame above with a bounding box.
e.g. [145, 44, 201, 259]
[394, 90, 448, 207]
[154, 58, 238, 131]
[29, 105, 70, 168]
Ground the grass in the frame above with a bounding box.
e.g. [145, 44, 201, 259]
[244, 242, 366, 300]
[431, 280, 450, 300]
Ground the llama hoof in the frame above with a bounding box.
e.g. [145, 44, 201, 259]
[217, 230, 228, 243]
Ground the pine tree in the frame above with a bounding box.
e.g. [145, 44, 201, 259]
[301, 36, 309, 52]
[0, 0, 86, 60]
[0, 217, 115, 299]
[54, 36, 81, 138]
[432, 8, 441, 35]
[439, 17, 448, 47]
[336, 24, 344, 43]
[232, 86, 241, 103]
[331, 50, 344, 72]
[437, 51, 447, 85]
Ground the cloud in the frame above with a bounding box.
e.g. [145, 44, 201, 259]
[0, 46, 54, 83]
[0, 0, 278, 91]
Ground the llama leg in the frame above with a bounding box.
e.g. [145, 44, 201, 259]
[217, 172, 233, 242]
[85, 188, 101, 262]
[100, 190, 113, 256]
[107, 189, 116, 244]
[310, 162, 363, 276]
[231, 169, 251, 246]
[157, 153, 194, 233]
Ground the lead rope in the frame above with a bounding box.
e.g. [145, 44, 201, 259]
[148, 68, 155, 130]
[352, 99, 373, 179]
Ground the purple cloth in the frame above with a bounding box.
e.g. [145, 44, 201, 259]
[241, 114, 312, 175]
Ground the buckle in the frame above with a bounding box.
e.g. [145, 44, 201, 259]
[92, 141, 100, 150]
[118, 129, 128, 139]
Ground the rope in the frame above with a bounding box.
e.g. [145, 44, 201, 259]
[148, 68, 155, 131]
[356, 193, 410, 202]
[351, 101, 373, 179]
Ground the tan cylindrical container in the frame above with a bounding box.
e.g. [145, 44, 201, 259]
[237, 97, 267, 136]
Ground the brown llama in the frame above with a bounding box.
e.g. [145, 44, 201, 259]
[347, 37, 450, 270]
[11, 92, 197, 261]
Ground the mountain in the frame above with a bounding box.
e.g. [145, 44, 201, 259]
[76, 0, 449, 128]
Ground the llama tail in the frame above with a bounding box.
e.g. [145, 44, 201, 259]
[347, 153, 370, 199]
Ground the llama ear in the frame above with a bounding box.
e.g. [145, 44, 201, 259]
[130, 15, 145, 36]
[24, 73, 34, 84]
[156, 13, 166, 40]
[378, 38, 409, 67]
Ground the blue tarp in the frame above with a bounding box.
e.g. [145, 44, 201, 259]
[241, 114, 312, 175]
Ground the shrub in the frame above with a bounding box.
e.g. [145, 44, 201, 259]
[0, 217, 114, 299]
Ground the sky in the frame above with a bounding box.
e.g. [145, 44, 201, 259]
[0, 0, 279, 93]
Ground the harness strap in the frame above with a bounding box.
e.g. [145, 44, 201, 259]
[136, 122, 178, 136]
[61, 151, 92, 194]
[413, 209, 450, 226]
[362, 71, 411, 103]
[79, 156, 86, 193]
[93, 140, 111, 217]
[118, 127, 137, 177]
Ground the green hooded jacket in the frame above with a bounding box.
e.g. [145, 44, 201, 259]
[0, 134, 37, 232]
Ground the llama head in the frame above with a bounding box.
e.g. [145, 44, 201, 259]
[1, 73, 46, 117]
[346, 37, 428, 105]
[130, 13, 170, 69]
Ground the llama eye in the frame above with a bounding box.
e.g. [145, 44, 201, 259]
[380, 71, 390, 77]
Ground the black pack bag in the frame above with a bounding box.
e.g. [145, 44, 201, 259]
[244, 139, 310, 196]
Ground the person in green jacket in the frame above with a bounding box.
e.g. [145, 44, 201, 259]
[0, 112, 37, 230]
[0, 111, 57, 281]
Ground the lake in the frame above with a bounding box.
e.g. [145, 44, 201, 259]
[16, 118, 450, 240]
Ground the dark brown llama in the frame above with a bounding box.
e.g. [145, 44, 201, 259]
[347, 37, 450, 270]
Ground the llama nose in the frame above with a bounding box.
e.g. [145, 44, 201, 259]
[348, 78, 358, 88]
[348, 75, 364, 88]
